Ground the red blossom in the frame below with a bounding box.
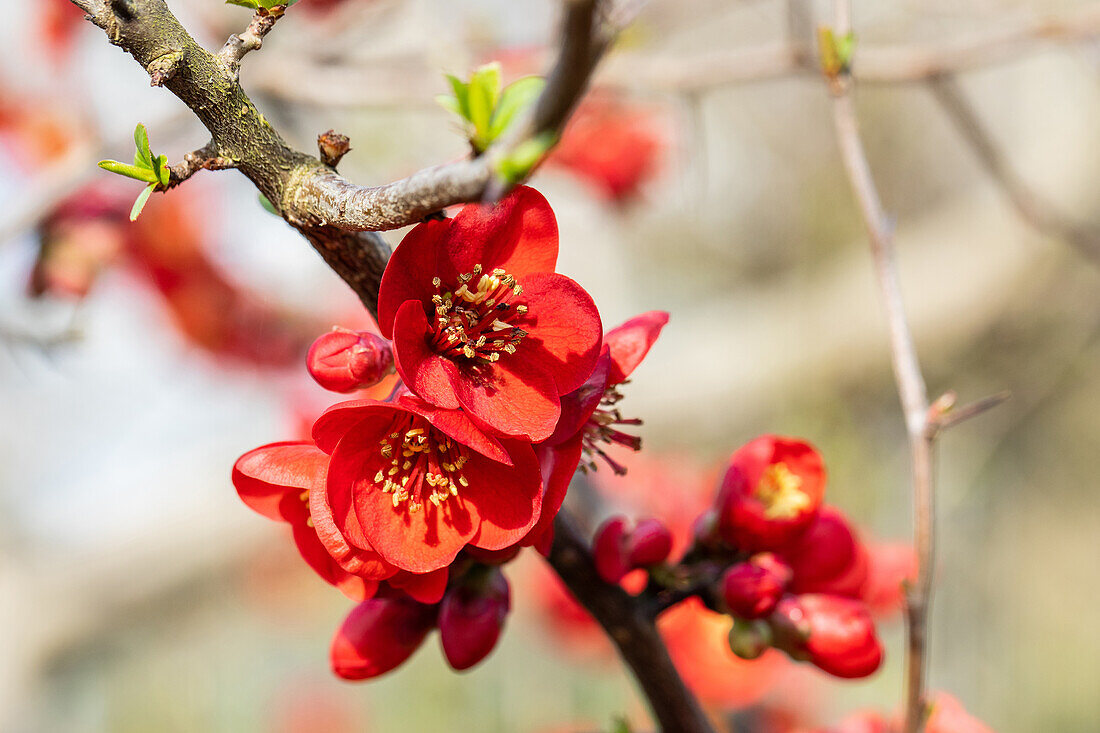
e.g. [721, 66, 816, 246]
[330, 595, 438, 681]
[307, 327, 394, 393]
[376, 186, 603, 441]
[232, 441, 387, 601]
[718, 436, 826, 551]
[781, 506, 869, 598]
[772, 594, 883, 679]
[438, 565, 511, 670]
[313, 395, 543, 573]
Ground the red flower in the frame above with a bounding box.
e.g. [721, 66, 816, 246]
[860, 541, 917, 615]
[313, 395, 543, 573]
[232, 441, 385, 601]
[376, 186, 602, 442]
[307, 328, 394, 393]
[772, 594, 883, 679]
[717, 436, 826, 551]
[721, 554, 792, 619]
[781, 506, 869, 598]
[330, 594, 438, 680]
[438, 565, 511, 671]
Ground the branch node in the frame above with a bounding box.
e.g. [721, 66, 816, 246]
[147, 49, 184, 87]
[317, 130, 351, 168]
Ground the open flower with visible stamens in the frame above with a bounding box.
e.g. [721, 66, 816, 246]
[313, 395, 543, 574]
[376, 186, 603, 442]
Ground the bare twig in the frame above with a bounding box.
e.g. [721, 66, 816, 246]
[928, 74, 1100, 267]
[166, 142, 236, 188]
[547, 512, 715, 733]
[218, 6, 286, 79]
[927, 390, 1012, 436]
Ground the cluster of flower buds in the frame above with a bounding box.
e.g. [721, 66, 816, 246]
[234, 187, 670, 680]
[591, 435, 889, 680]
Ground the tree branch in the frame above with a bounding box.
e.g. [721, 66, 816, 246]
[547, 512, 715, 733]
[166, 142, 236, 188]
[218, 6, 286, 80]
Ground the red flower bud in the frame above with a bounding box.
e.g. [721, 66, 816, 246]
[772, 594, 883, 679]
[721, 554, 792, 619]
[438, 567, 511, 671]
[330, 596, 437, 680]
[782, 506, 869, 598]
[624, 518, 673, 567]
[717, 435, 825, 551]
[593, 516, 631, 584]
[306, 328, 393, 393]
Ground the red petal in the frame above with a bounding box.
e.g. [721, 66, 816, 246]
[391, 300, 461, 410]
[545, 349, 611, 446]
[232, 441, 326, 522]
[442, 186, 558, 278]
[291, 523, 378, 601]
[330, 597, 437, 681]
[525, 435, 584, 549]
[467, 440, 543, 551]
[513, 272, 603, 394]
[388, 567, 450, 604]
[376, 218, 451, 338]
[605, 310, 669, 384]
[448, 354, 560, 442]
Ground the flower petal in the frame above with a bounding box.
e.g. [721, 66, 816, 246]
[376, 218, 451, 338]
[545, 348, 611, 446]
[391, 300, 462, 410]
[291, 523, 379, 602]
[442, 186, 558, 278]
[525, 434, 585, 554]
[605, 310, 669, 384]
[331, 597, 437, 681]
[513, 272, 603, 394]
[467, 439, 543, 550]
[388, 567, 450, 604]
[232, 441, 326, 522]
[448, 354, 561, 442]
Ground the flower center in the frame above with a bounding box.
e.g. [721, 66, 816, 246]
[371, 416, 470, 513]
[428, 264, 529, 365]
[581, 384, 643, 476]
[755, 462, 809, 520]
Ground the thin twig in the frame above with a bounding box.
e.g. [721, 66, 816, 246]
[826, 3, 934, 730]
[166, 142, 236, 188]
[218, 6, 286, 79]
[928, 74, 1100, 267]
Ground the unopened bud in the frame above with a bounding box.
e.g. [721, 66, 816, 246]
[728, 617, 772, 660]
[438, 566, 511, 671]
[330, 596, 437, 680]
[306, 327, 393, 393]
[624, 518, 673, 568]
[720, 553, 792, 619]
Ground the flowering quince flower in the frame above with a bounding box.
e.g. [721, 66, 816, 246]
[307, 327, 394, 393]
[312, 394, 543, 574]
[721, 553, 793, 619]
[717, 435, 826, 551]
[376, 186, 603, 442]
[232, 441, 384, 602]
[523, 311, 669, 554]
[331, 593, 439, 681]
[771, 594, 883, 679]
[438, 565, 511, 670]
[859, 541, 917, 615]
[781, 506, 869, 598]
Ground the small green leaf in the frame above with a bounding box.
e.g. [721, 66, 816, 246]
[467, 63, 503, 147]
[258, 194, 279, 216]
[610, 716, 633, 733]
[225, 0, 260, 8]
[99, 159, 159, 183]
[489, 76, 545, 139]
[129, 184, 156, 221]
[134, 123, 153, 168]
[445, 74, 470, 120]
[155, 154, 170, 187]
[435, 94, 463, 118]
[494, 132, 556, 183]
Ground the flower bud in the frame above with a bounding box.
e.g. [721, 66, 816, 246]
[593, 516, 631, 584]
[330, 596, 437, 680]
[771, 594, 883, 679]
[717, 435, 825, 551]
[624, 518, 673, 567]
[727, 617, 772, 660]
[720, 554, 792, 619]
[782, 506, 868, 598]
[438, 566, 511, 671]
[306, 328, 393, 393]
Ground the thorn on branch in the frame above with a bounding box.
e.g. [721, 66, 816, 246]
[317, 130, 351, 168]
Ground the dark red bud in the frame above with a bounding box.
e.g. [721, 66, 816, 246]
[593, 516, 631, 584]
[438, 567, 511, 671]
[306, 327, 393, 393]
[720, 553, 792, 619]
[330, 596, 437, 681]
[624, 518, 673, 567]
[771, 594, 883, 679]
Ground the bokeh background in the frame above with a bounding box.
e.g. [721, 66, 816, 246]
[2, 0, 1099, 731]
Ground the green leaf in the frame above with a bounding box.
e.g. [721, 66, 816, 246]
[225, 0, 298, 9]
[445, 74, 470, 120]
[494, 132, 556, 183]
[467, 63, 503, 146]
[129, 184, 156, 221]
[258, 193, 279, 215]
[225, 0, 260, 8]
[155, 154, 170, 187]
[99, 159, 159, 183]
[489, 76, 545, 139]
[610, 716, 633, 733]
[134, 123, 153, 169]
[435, 94, 463, 118]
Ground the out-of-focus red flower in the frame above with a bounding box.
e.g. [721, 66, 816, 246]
[376, 186, 602, 441]
[549, 98, 666, 203]
[593, 515, 673, 584]
[307, 328, 394, 393]
[925, 693, 994, 733]
[331, 595, 438, 680]
[438, 565, 511, 670]
[718, 436, 826, 551]
[781, 507, 869, 599]
[772, 594, 883, 679]
[811, 710, 892, 733]
[860, 541, 917, 615]
[40, 0, 84, 64]
[721, 554, 792, 619]
[232, 441, 384, 601]
[312, 395, 543, 573]
[659, 597, 790, 707]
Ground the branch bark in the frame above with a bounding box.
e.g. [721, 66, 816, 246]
[547, 512, 715, 733]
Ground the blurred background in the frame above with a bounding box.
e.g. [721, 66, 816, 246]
[1, 0, 1099, 730]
